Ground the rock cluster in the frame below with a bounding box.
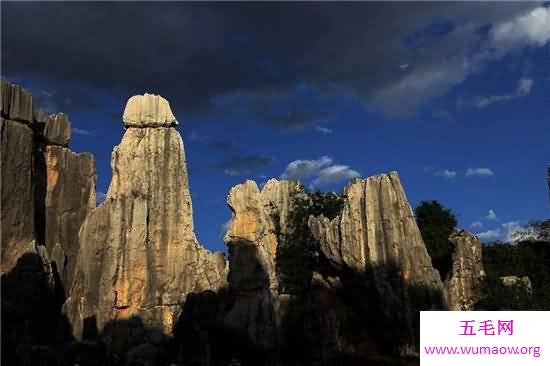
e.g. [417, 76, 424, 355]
[1, 80, 491, 366]
[64, 93, 226, 339]
[500, 275, 532, 295]
[444, 230, 485, 310]
[309, 172, 445, 355]
[1, 80, 96, 365]
[223, 179, 302, 349]
[1, 80, 96, 281]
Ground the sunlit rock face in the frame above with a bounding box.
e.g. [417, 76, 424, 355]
[64, 94, 226, 339]
[122, 93, 177, 128]
[444, 230, 485, 310]
[309, 172, 445, 356]
[43, 145, 96, 286]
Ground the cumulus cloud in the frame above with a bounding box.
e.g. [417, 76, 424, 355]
[312, 165, 360, 187]
[280, 156, 360, 186]
[476, 229, 501, 241]
[465, 167, 495, 177]
[486, 209, 498, 221]
[470, 221, 483, 229]
[490, 6, 550, 48]
[476, 220, 529, 242]
[280, 156, 333, 181]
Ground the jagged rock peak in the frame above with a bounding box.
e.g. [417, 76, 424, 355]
[1, 79, 33, 123]
[444, 230, 485, 310]
[309, 171, 445, 356]
[122, 93, 177, 127]
[44, 112, 71, 146]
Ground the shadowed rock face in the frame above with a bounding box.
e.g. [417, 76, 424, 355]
[64, 94, 226, 339]
[1, 119, 35, 273]
[309, 172, 445, 355]
[444, 230, 485, 310]
[223, 179, 303, 350]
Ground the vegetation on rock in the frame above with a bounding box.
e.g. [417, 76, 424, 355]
[415, 200, 457, 280]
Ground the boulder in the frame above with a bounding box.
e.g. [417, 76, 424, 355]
[43, 113, 71, 146]
[122, 93, 177, 128]
[500, 275, 532, 295]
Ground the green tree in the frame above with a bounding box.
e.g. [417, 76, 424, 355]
[276, 187, 346, 293]
[414, 200, 457, 280]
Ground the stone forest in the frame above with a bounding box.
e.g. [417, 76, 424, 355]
[1, 80, 549, 366]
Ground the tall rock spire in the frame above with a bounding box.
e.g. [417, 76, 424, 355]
[64, 93, 226, 338]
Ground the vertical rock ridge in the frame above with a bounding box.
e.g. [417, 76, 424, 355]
[64, 93, 226, 338]
[444, 230, 485, 310]
[309, 171, 445, 355]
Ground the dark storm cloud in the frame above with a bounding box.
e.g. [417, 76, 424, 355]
[216, 155, 274, 176]
[1, 2, 541, 118]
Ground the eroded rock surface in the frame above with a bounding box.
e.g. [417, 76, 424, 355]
[1, 118, 35, 273]
[309, 172, 445, 355]
[1, 79, 33, 123]
[122, 93, 176, 127]
[44, 145, 96, 286]
[444, 230, 485, 310]
[64, 94, 226, 339]
[223, 179, 302, 349]
[43, 113, 71, 146]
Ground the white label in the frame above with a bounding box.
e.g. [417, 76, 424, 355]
[421, 311, 550, 366]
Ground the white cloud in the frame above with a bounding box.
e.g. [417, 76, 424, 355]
[486, 209, 498, 221]
[72, 127, 94, 136]
[476, 220, 530, 243]
[473, 77, 534, 109]
[476, 229, 501, 241]
[281, 156, 360, 186]
[280, 156, 333, 181]
[501, 221, 524, 242]
[466, 168, 495, 177]
[223, 169, 240, 176]
[490, 7, 550, 48]
[470, 221, 483, 229]
[372, 6, 549, 116]
[517, 77, 534, 96]
[312, 165, 360, 187]
[433, 169, 457, 180]
[314, 126, 333, 135]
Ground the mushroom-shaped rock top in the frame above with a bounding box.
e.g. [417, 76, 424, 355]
[122, 93, 177, 127]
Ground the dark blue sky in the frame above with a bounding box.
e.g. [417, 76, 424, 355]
[3, 2, 549, 251]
